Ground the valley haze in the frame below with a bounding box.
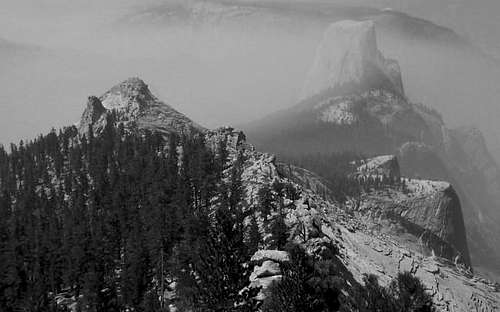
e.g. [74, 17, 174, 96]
[1, 0, 500, 311]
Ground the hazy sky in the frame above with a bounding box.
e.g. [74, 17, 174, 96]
[0, 0, 314, 145]
[1, 0, 500, 148]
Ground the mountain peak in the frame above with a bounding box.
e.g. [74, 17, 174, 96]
[79, 77, 204, 136]
[300, 20, 404, 101]
[100, 77, 156, 111]
[115, 77, 149, 95]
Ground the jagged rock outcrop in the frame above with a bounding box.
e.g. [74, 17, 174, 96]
[248, 250, 290, 301]
[301, 20, 404, 101]
[78, 96, 106, 134]
[78, 77, 204, 136]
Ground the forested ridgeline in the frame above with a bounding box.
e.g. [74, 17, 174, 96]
[0, 115, 261, 311]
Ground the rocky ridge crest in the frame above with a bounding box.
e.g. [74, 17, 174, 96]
[223, 128, 499, 311]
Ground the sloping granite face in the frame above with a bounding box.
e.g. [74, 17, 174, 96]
[350, 155, 470, 266]
[356, 180, 470, 267]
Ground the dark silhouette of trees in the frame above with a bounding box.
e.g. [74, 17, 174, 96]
[351, 272, 435, 312]
[0, 117, 256, 311]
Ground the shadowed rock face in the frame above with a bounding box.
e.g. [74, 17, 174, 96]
[276, 163, 338, 202]
[78, 96, 106, 134]
[397, 184, 469, 264]
[79, 77, 204, 136]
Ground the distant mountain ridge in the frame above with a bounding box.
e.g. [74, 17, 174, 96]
[119, 0, 471, 47]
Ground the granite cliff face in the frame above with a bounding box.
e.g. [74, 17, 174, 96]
[301, 20, 404, 100]
[352, 156, 470, 267]
[78, 96, 107, 134]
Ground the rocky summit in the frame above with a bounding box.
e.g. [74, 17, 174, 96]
[78, 77, 204, 136]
